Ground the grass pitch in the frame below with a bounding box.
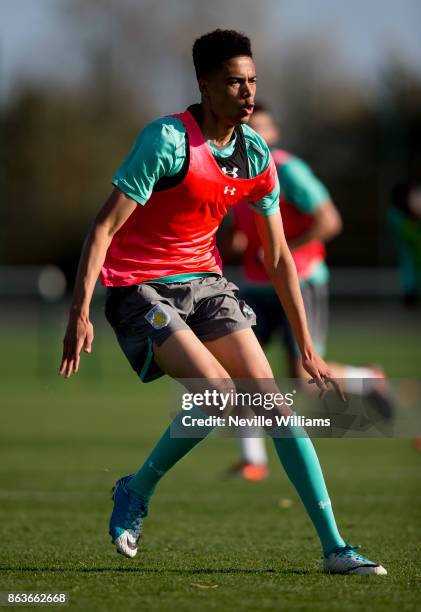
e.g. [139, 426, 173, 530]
[0, 302, 420, 611]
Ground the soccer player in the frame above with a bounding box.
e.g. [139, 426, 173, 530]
[59, 30, 386, 575]
[227, 103, 394, 478]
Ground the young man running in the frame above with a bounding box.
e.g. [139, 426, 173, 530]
[59, 30, 386, 575]
[227, 103, 394, 478]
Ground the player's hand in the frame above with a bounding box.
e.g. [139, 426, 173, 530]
[302, 352, 346, 402]
[59, 313, 94, 378]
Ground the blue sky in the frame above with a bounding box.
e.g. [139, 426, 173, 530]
[1, 0, 420, 104]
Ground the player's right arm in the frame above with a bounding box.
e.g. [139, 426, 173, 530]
[288, 199, 342, 248]
[59, 118, 185, 378]
[59, 189, 137, 379]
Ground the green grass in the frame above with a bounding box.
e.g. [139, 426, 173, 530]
[0, 308, 420, 611]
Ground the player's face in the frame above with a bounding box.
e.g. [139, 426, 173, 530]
[200, 56, 256, 126]
[249, 111, 279, 146]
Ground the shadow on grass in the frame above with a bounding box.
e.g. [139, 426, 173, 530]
[0, 566, 310, 576]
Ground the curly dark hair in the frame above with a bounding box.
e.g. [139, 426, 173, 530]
[192, 29, 252, 80]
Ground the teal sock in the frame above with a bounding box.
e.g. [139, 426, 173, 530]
[272, 429, 345, 555]
[128, 405, 212, 498]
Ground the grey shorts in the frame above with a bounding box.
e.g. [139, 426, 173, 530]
[105, 275, 256, 382]
[243, 281, 328, 358]
[301, 281, 328, 357]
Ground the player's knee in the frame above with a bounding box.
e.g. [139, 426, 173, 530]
[250, 380, 281, 403]
[230, 359, 273, 378]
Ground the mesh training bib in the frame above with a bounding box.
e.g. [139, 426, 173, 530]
[101, 110, 277, 286]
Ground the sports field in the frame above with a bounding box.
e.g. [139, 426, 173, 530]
[0, 301, 420, 611]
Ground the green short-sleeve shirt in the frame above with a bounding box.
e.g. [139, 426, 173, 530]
[112, 117, 280, 216]
[278, 157, 330, 213]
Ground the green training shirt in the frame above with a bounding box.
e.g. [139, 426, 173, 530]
[112, 116, 280, 216]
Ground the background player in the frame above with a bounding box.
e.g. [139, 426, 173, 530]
[226, 103, 394, 478]
[389, 180, 421, 307]
[59, 30, 386, 575]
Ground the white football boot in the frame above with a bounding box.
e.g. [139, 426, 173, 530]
[324, 544, 387, 575]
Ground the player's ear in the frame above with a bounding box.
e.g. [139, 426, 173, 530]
[199, 78, 210, 99]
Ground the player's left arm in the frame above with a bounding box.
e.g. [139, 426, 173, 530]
[254, 210, 334, 391]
